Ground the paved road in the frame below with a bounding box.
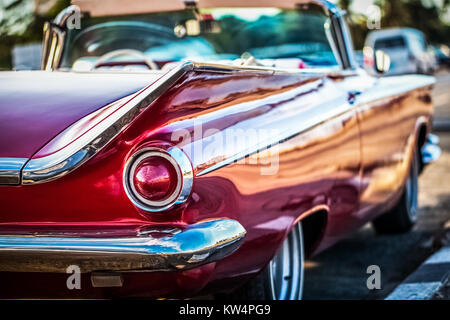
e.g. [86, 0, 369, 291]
[433, 70, 450, 131]
[303, 70, 450, 300]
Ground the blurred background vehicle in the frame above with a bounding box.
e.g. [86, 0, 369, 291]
[12, 43, 41, 70]
[364, 28, 437, 75]
[353, 49, 364, 68]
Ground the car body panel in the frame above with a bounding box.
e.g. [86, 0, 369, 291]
[0, 0, 438, 299]
[0, 65, 435, 298]
[355, 75, 434, 220]
[0, 71, 158, 159]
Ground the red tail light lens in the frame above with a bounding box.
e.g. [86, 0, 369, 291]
[133, 157, 179, 202]
[124, 146, 193, 213]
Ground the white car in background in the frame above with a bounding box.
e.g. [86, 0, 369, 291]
[364, 28, 437, 75]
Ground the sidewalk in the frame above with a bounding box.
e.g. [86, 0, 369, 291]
[433, 272, 450, 299]
[386, 224, 450, 300]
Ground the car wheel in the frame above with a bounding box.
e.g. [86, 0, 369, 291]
[373, 146, 419, 234]
[222, 222, 304, 300]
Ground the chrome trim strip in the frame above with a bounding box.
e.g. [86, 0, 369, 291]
[42, 5, 77, 70]
[195, 75, 436, 177]
[422, 134, 441, 165]
[73, 0, 343, 16]
[22, 62, 195, 185]
[20, 61, 348, 186]
[43, 24, 65, 71]
[0, 219, 246, 273]
[338, 11, 358, 69]
[54, 5, 80, 27]
[14, 66, 434, 185]
[28, 0, 354, 184]
[427, 133, 440, 145]
[0, 158, 28, 185]
[123, 146, 194, 212]
[194, 78, 329, 176]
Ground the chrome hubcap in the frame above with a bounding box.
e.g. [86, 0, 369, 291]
[269, 223, 304, 300]
[406, 152, 419, 222]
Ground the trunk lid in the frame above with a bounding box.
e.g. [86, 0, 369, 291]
[0, 71, 161, 159]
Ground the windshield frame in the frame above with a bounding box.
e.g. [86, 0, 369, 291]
[42, 2, 356, 72]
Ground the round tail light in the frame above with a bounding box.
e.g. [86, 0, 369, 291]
[124, 146, 193, 212]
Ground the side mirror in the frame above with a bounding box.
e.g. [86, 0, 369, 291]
[374, 50, 391, 75]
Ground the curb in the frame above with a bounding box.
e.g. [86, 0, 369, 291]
[386, 246, 450, 300]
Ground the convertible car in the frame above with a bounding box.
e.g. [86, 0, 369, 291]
[0, 0, 441, 299]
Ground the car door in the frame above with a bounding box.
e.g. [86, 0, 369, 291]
[350, 72, 428, 221]
[313, 72, 367, 247]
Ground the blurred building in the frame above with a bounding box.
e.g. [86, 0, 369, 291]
[12, 43, 41, 70]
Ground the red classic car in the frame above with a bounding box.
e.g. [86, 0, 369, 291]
[0, 0, 441, 299]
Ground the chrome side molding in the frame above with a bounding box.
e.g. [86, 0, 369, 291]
[0, 219, 246, 273]
[1, 63, 438, 186]
[0, 158, 28, 185]
[422, 133, 441, 165]
[22, 62, 195, 185]
[19, 61, 326, 185]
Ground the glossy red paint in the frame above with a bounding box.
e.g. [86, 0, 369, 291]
[0, 71, 157, 158]
[0, 264, 217, 299]
[133, 156, 179, 202]
[0, 66, 434, 298]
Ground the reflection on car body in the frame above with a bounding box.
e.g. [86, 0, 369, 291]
[0, 0, 440, 300]
[364, 27, 437, 75]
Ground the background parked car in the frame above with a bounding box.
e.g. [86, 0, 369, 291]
[364, 28, 437, 75]
[354, 50, 364, 68]
[433, 44, 450, 68]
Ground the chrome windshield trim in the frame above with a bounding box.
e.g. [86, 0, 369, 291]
[193, 79, 350, 177]
[0, 158, 28, 185]
[0, 219, 246, 273]
[54, 5, 80, 27]
[73, 0, 343, 16]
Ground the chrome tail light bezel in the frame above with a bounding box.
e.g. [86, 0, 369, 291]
[123, 146, 193, 213]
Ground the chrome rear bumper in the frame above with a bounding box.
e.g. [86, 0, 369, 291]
[0, 219, 246, 273]
[422, 133, 441, 165]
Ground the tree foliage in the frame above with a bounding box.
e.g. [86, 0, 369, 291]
[341, 0, 450, 49]
[0, 0, 69, 69]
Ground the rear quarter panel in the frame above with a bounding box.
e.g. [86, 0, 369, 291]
[1, 68, 433, 297]
[0, 68, 362, 295]
[355, 74, 434, 221]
